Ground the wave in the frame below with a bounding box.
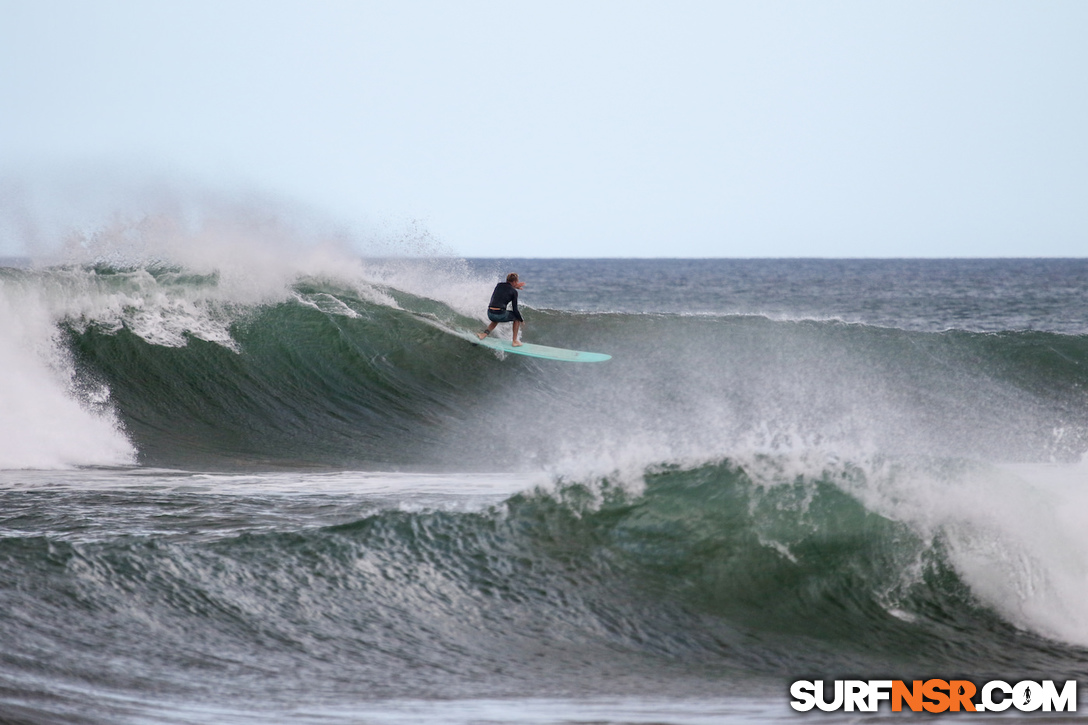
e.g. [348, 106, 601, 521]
[3, 259, 1088, 471]
[1, 458, 1086, 712]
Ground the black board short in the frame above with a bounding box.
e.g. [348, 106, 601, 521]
[487, 308, 523, 323]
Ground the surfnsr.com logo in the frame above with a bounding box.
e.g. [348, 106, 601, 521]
[790, 679, 1078, 713]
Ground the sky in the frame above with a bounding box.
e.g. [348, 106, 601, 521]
[1, 0, 1086, 258]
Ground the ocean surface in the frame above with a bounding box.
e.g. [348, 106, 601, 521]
[2, 249, 1088, 724]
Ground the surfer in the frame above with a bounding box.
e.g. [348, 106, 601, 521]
[478, 272, 525, 346]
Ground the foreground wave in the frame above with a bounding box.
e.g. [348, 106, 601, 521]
[2, 460, 1086, 720]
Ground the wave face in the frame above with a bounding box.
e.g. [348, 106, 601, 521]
[3, 260, 1084, 471]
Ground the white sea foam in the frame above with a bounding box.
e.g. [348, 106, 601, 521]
[0, 288, 135, 469]
[915, 461, 1088, 647]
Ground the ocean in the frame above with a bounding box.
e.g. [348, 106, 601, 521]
[2, 247, 1088, 723]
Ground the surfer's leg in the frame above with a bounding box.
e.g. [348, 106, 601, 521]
[477, 322, 498, 339]
[511, 320, 522, 346]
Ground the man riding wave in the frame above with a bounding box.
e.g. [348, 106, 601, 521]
[478, 272, 525, 346]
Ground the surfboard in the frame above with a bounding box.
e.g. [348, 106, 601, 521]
[456, 330, 611, 363]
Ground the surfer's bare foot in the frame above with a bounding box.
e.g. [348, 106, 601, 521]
[512, 340, 522, 347]
[477, 331, 489, 339]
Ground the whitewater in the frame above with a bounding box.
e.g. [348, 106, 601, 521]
[2, 217, 1088, 723]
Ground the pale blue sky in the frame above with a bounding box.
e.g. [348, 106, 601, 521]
[2, 1, 1086, 257]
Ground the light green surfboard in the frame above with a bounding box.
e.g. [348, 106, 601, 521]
[456, 330, 611, 363]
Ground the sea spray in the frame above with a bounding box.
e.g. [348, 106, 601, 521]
[0, 278, 133, 468]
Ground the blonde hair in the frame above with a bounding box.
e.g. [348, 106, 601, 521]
[506, 273, 519, 283]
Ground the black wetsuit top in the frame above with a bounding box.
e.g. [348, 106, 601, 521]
[488, 282, 519, 315]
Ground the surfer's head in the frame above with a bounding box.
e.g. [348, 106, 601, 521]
[506, 273, 519, 284]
